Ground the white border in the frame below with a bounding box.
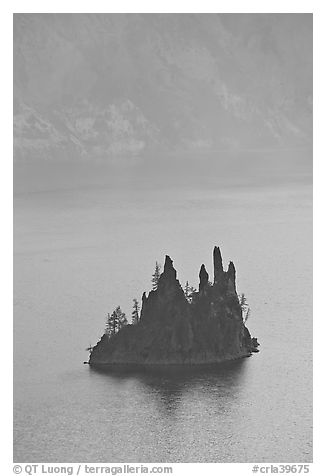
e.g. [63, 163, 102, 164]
[4, 1, 316, 13]
[3, 1, 323, 473]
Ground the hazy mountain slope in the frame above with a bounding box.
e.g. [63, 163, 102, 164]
[13, 13, 312, 161]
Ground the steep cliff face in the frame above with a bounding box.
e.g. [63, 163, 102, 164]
[89, 247, 259, 366]
[14, 14, 312, 161]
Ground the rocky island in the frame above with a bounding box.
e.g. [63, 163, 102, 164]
[89, 246, 259, 367]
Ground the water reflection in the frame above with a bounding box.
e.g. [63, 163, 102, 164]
[89, 359, 249, 414]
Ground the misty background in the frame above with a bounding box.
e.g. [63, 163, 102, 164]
[14, 13, 312, 191]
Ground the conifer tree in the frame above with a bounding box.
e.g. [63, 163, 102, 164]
[184, 281, 190, 299]
[184, 281, 197, 302]
[239, 293, 251, 323]
[151, 261, 161, 290]
[105, 306, 128, 338]
[188, 286, 197, 302]
[131, 298, 140, 324]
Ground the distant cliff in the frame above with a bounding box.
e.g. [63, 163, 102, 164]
[14, 14, 311, 161]
[89, 246, 259, 366]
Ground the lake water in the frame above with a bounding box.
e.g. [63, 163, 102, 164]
[14, 173, 312, 462]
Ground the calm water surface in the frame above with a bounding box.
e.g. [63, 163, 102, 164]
[14, 182, 312, 462]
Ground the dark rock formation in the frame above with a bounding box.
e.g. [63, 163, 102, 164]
[213, 246, 223, 283]
[227, 261, 236, 294]
[199, 264, 209, 292]
[89, 246, 259, 367]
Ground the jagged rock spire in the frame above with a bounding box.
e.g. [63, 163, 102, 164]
[227, 261, 236, 293]
[155, 255, 183, 298]
[199, 264, 209, 292]
[164, 255, 174, 271]
[162, 255, 177, 280]
[213, 246, 223, 283]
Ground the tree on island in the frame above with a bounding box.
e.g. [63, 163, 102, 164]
[184, 281, 197, 303]
[85, 343, 94, 355]
[239, 293, 251, 323]
[105, 306, 128, 338]
[151, 261, 161, 290]
[188, 286, 197, 302]
[184, 281, 190, 298]
[131, 298, 140, 324]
